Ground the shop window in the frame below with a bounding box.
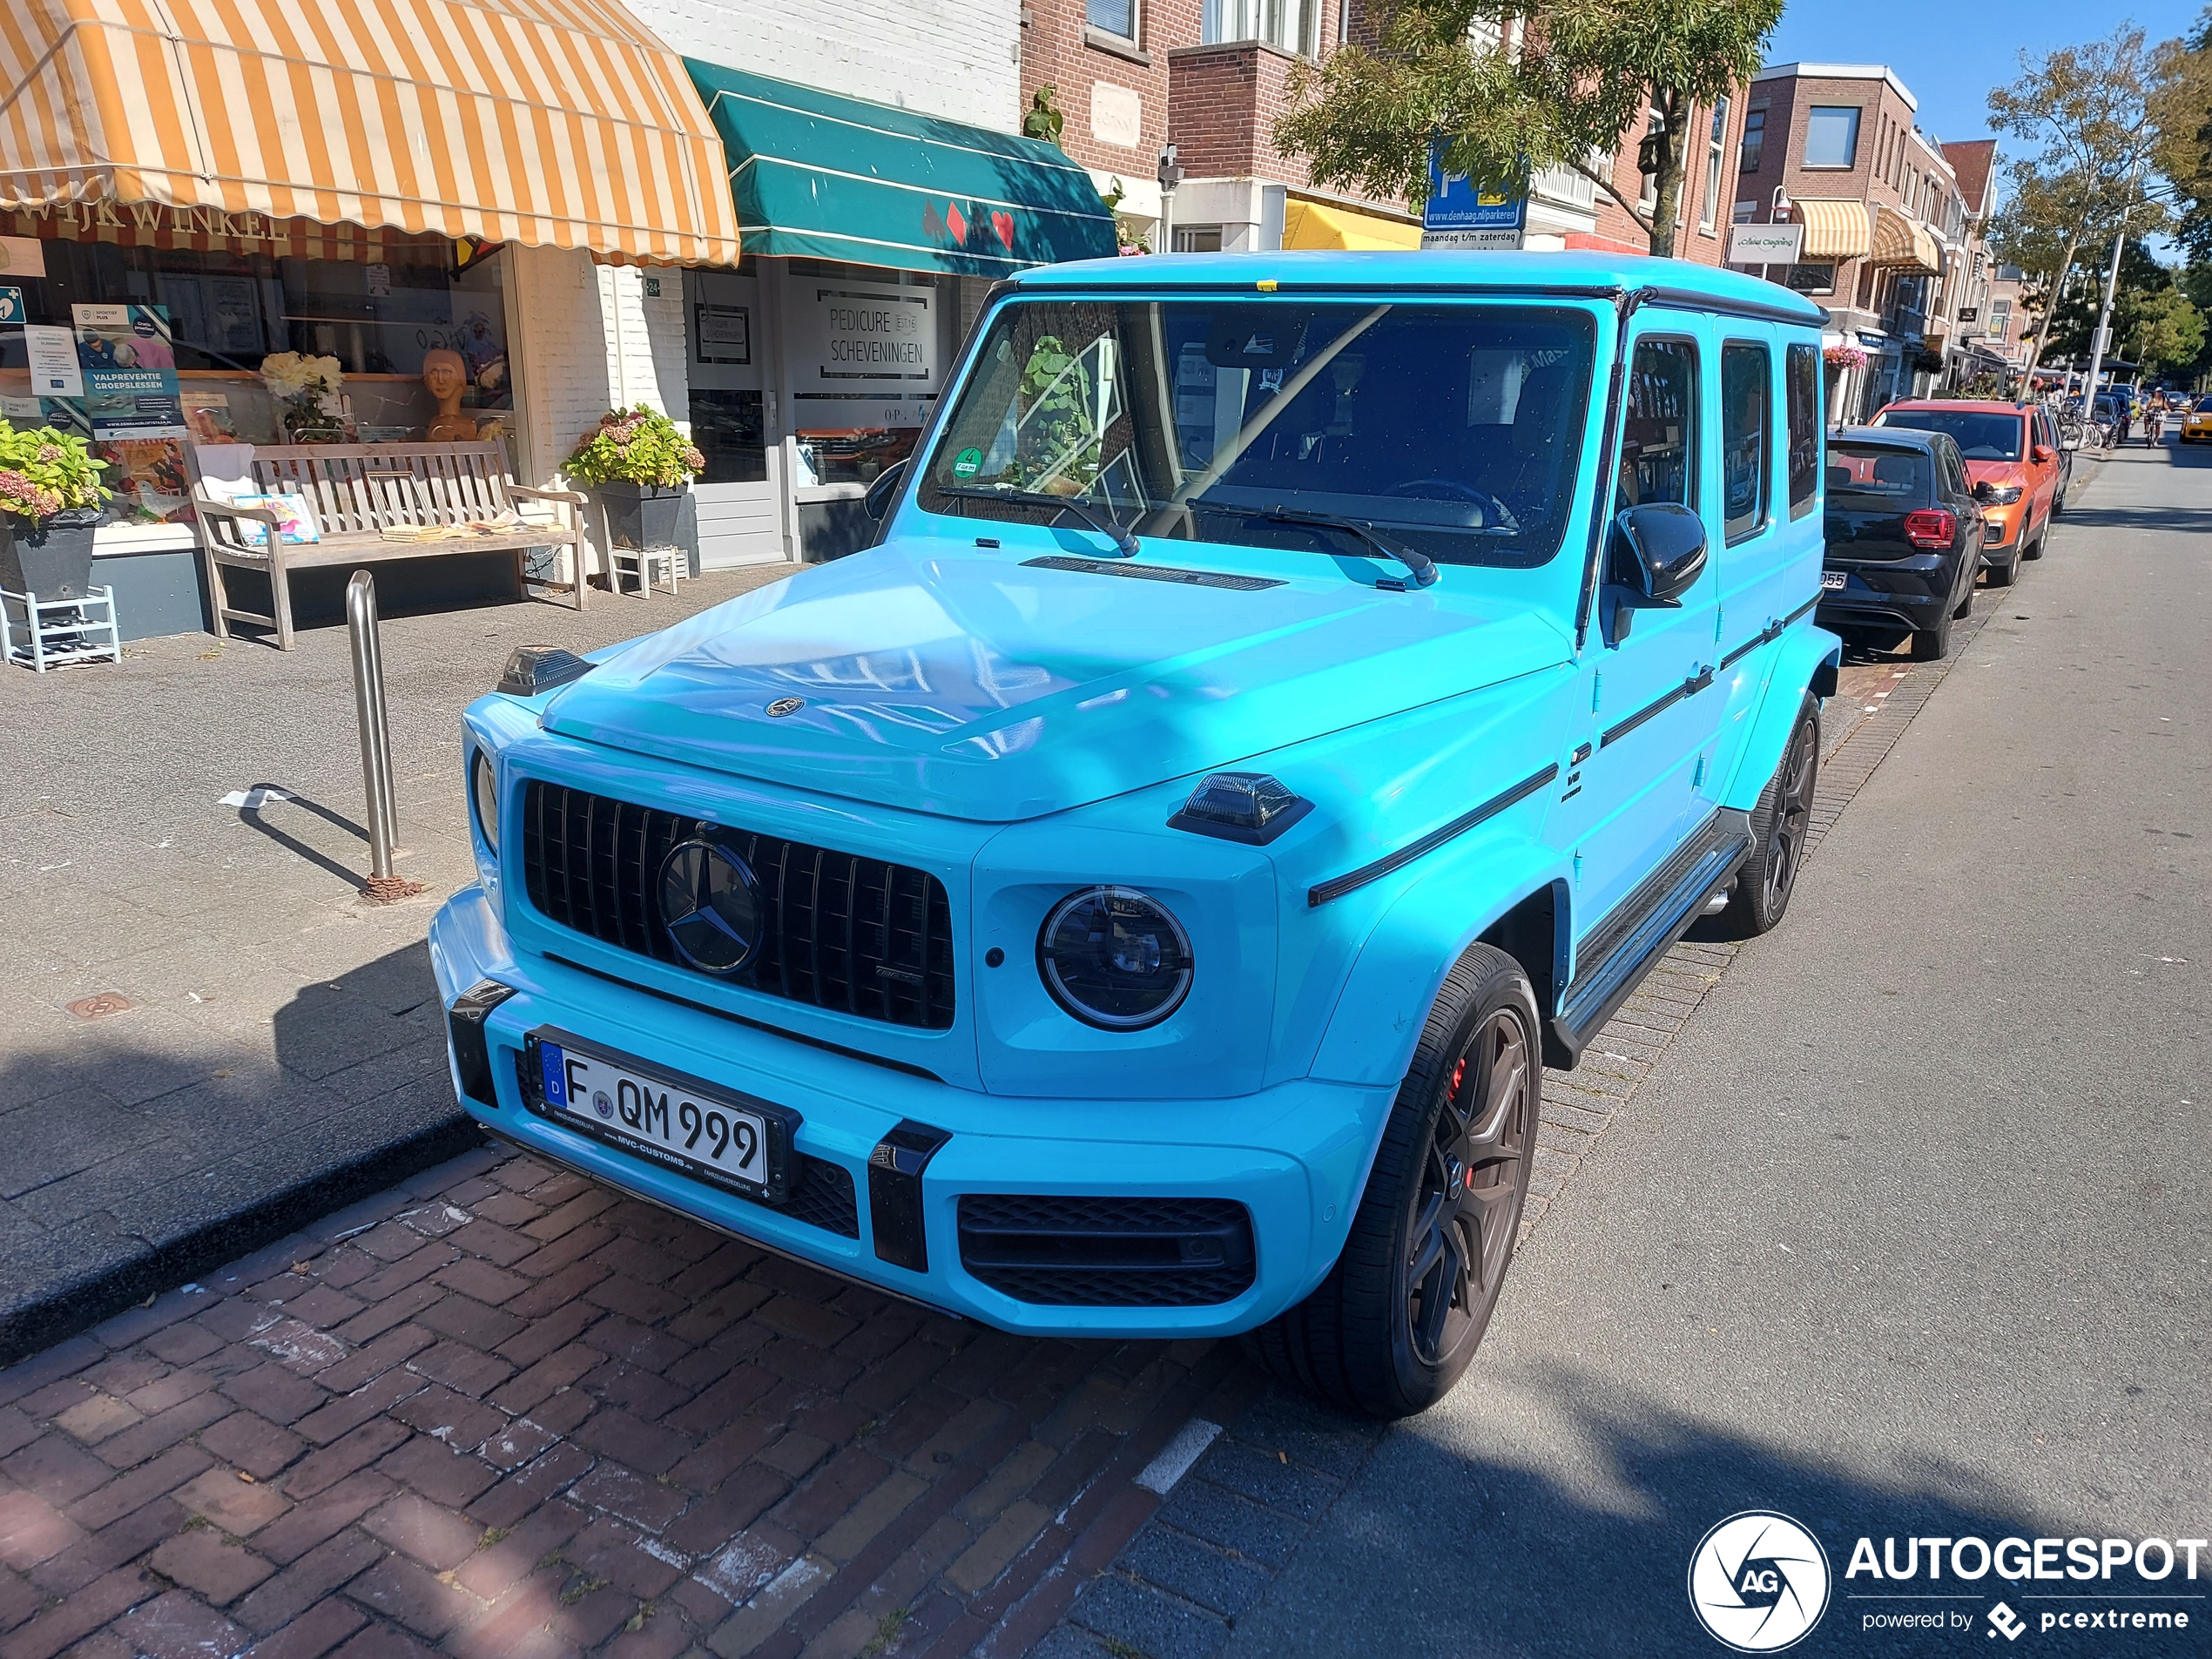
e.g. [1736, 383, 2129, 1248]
[0, 230, 516, 526]
[786, 266, 943, 489]
[1173, 226, 1224, 252]
[1785, 264, 1835, 296]
[689, 391, 766, 484]
[1804, 106, 1861, 169]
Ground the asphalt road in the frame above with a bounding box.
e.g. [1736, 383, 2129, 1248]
[1219, 439, 2211, 1656]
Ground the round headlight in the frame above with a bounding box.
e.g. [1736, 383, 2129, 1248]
[1037, 887, 1193, 1030]
[470, 750, 499, 855]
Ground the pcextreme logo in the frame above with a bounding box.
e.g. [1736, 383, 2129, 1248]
[1689, 1511, 1833, 1652]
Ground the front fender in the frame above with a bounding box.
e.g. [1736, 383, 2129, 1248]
[1722, 623, 1842, 811]
[1306, 821, 1568, 1090]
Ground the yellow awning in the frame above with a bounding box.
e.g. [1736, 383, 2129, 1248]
[0, 0, 740, 266]
[1868, 204, 1940, 273]
[1282, 199, 1422, 252]
[1793, 198, 1871, 260]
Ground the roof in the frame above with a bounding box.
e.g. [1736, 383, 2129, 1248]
[1941, 140, 2000, 215]
[1832, 425, 1943, 449]
[1752, 62, 1918, 109]
[1008, 250, 1828, 322]
[1880, 399, 2030, 415]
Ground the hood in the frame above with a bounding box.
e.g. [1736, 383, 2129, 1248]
[1961, 457, 2029, 487]
[540, 537, 1572, 821]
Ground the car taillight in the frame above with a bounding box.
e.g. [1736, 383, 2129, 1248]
[1902, 509, 1955, 550]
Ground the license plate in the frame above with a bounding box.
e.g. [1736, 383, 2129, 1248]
[1821, 571, 1846, 590]
[525, 1028, 798, 1202]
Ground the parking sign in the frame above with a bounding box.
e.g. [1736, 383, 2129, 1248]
[1421, 145, 1525, 251]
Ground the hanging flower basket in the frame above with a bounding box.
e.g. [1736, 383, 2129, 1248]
[1823, 344, 1868, 373]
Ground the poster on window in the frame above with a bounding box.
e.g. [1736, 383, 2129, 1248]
[73, 304, 186, 439]
[792, 282, 939, 429]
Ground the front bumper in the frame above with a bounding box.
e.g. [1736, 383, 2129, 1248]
[429, 885, 1386, 1339]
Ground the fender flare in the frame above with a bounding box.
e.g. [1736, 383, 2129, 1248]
[1723, 623, 1842, 812]
[1307, 821, 1568, 1091]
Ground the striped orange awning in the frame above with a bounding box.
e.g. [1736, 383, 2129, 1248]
[1868, 204, 1940, 273]
[0, 0, 740, 266]
[1792, 198, 1871, 261]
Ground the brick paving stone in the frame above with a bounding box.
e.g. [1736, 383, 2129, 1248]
[111, 1588, 249, 1659]
[373, 1437, 497, 1510]
[145, 1526, 277, 1604]
[0, 1566, 149, 1659]
[234, 1527, 387, 1633]
[344, 1552, 478, 1639]
[251, 1473, 395, 1568]
[285, 1420, 413, 1503]
[199, 1413, 307, 1480]
[172, 1467, 292, 1537]
[240, 1595, 367, 1659]
[360, 1493, 482, 1573]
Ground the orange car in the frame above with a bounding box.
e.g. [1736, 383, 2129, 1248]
[1869, 400, 2068, 587]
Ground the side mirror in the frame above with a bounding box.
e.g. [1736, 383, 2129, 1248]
[863, 458, 909, 523]
[2031, 444, 2056, 463]
[1602, 502, 1707, 646]
[1972, 480, 1995, 502]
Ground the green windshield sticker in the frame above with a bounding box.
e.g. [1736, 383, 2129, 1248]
[953, 447, 984, 479]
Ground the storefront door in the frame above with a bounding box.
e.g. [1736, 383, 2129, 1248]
[684, 268, 784, 565]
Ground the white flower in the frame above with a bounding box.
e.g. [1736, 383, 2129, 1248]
[260, 352, 342, 399]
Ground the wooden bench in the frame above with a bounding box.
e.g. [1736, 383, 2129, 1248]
[194, 442, 590, 651]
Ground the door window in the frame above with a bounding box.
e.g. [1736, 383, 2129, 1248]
[1785, 344, 1820, 518]
[1721, 341, 1770, 542]
[1615, 340, 1697, 511]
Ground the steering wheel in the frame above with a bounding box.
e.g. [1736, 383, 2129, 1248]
[1381, 477, 1516, 531]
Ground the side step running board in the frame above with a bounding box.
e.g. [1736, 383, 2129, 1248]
[1548, 809, 1754, 1067]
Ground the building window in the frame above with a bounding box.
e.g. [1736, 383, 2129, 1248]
[1739, 108, 1764, 174]
[1701, 98, 1729, 232]
[1988, 298, 2012, 341]
[1804, 105, 1861, 169]
[1784, 264, 1835, 296]
[1088, 0, 1136, 37]
[1202, 0, 1318, 53]
[1637, 111, 1662, 211]
[1173, 225, 1224, 252]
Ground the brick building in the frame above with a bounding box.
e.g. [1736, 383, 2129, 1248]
[1730, 63, 1998, 418]
[1527, 92, 1749, 266]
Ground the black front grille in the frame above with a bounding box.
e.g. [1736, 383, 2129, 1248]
[520, 780, 955, 1029]
[956, 1195, 1257, 1307]
[784, 1156, 860, 1238]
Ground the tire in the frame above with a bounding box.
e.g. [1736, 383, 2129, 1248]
[1984, 545, 2019, 587]
[1952, 583, 1975, 620]
[1717, 692, 1819, 939]
[2022, 523, 2045, 561]
[1245, 944, 1538, 1419]
[1911, 605, 1952, 661]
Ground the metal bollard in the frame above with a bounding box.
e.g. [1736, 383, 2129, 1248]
[347, 571, 421, 901]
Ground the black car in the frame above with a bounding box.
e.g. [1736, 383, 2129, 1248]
[1818, 426, 1986, 662]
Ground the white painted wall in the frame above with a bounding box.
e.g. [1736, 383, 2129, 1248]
[621, 0, 1022, 131]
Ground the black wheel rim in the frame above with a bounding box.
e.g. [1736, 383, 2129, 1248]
[1403, 1008, 1533, 1369]
[1761, 718, 1817, 913]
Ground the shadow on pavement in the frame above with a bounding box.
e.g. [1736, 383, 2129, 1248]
[1168, 1374, 2202, 1659]
[233, 783, 376, 894]
[0, 939, 476, 1364]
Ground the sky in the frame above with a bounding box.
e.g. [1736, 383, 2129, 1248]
[1766, 0, 2202, 153]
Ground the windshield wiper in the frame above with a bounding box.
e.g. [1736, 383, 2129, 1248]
[1186, 499, 1439, 590]
[938, 484, 1139, 557]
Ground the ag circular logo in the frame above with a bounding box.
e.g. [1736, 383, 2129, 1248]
[657, 837, 765, 975]
[765, 696, 806, 718]
[1688, 1511, 1831, 1652]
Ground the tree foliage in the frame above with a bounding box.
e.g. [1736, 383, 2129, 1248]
[1273, 0, 1782, 258]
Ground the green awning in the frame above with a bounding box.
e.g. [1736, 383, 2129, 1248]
[684, 60, 1120, 276]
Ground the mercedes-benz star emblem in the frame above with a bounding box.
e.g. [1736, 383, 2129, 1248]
[657, 837, 765, 975]
[765, 697, 806, 718]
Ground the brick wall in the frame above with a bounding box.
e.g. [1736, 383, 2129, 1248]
[1016, 0, 1199, 188]
[1575, 91, 1746, 267]
[624, 0, 1022, 132]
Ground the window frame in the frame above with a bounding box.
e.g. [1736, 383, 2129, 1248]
[1720, 338, 1772, 545]
[1784, 341, 1822, 521]
[1803, 105, 1862, 171]
[1201, 0, 1319, 55]
[1086, 0, 1139, 40]
[1739, 107, 1765, 175]
[1701, 98, 1729, 233]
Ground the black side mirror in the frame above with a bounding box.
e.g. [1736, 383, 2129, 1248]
[864, 459, 909, 523]
[1602, 502, 1707, 647]
[1972, 480, 1994, 502]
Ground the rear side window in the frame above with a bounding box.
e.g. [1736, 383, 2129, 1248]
[1616, 340, 1697, 510]
[1826, 444, 1929, 500]
[1785, 344, 1820, 517]
[1721, 341, 1770, 542]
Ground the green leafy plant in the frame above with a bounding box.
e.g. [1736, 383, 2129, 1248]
[563, 404, 705, 488]
[1015, 336, 1102, 489]
[0, 419, 111, 523]
[1023, 86, 1065, 148]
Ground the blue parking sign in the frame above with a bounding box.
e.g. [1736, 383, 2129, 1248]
[1422, 145, 1526, 250]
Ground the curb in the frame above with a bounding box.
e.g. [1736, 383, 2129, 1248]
[0, 1114, 486, 1367]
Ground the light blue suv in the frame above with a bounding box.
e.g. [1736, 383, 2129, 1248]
[434, 253, 1839, 1418]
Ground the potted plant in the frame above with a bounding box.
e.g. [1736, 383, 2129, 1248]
[260, 352, 346, 443]
[564, 405, 705, 553]
[0, 419, 111, 602]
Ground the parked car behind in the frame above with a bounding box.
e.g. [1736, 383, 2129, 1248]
[1820, 426, 1985, 661]
[1871, 399, 2065, 587]
[2183, 396, 2212, 443]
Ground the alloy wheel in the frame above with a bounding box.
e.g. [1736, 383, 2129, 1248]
[1402, 1008, 1534, 1369]
[1761, 718, 1817, 914]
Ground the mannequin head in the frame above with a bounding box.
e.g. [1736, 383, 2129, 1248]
[421, 348, 468, 405]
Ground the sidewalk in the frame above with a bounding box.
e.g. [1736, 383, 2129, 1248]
[0, 570, 786, 1362]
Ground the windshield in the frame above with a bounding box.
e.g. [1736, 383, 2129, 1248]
[2196, 398, 2212, 413]
[1828, 443, 1929, 501]
[917, 299, 1597, 569]
[1877, 409, 2023, 461]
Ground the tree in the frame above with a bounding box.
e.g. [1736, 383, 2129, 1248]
[2152, 11, 2212, 264]
[1273, 0, 1783, 259]
[1986, 26, 2178, 384]
[2128, 287, 2206, 374]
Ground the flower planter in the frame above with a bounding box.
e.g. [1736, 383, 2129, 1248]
[596, 482, 691, 551]
[0, 509, 100, 601]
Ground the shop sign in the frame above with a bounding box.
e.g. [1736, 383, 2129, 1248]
[793, 282, 939, 429]
[73, 304, 186, 440]
[697, 303, 752, 364]
[1726, 222, 1804, 265]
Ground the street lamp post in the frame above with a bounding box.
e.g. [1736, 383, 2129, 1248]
[1157, 142, 1183, 253]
